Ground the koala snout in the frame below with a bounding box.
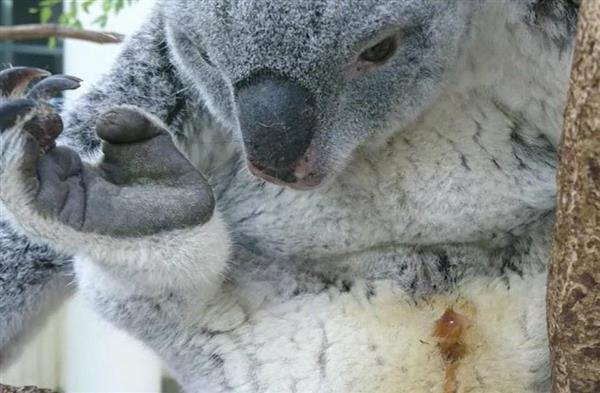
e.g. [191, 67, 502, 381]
[235, 74, 320, 188]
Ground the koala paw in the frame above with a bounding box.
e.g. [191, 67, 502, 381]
[1, 65, 215, 234]
[0, 68, 230, 283]
[1, 67, 82, 230]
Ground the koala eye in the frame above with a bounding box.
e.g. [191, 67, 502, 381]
[359, 36, 398, 63]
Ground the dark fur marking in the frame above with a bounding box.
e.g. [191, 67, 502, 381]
[491, 158, 502, 170]
[530, 0, 579, 53]
[365, 281, 376, 301]
[236, 209, 264, 225]
[500, 253, 524, 277]
[340, 279, 353, 293]
[158, 41, 188, 125]
[209, 353, 225, 367]
[510, 123, 527, 146]
[436, 250, 451, 282]
[492, 99, 556, 170]
[460, 154, 471, 171]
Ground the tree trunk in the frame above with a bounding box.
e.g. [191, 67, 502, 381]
[547, 0, 600, 392]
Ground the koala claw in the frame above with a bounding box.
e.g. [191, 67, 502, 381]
[0, 67, 50, 97]
[0, 70, 82, 152]
[0, 99, 36, 131]
[26, 75, 82, 101]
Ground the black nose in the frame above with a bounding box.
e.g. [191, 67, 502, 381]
[235, 73, 317, 180]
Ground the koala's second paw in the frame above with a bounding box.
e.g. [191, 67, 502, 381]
[0, 67, 214, 240]
[2, 67, 230, 291]
[86, 106, 216, 236]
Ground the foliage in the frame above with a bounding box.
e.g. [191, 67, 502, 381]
[28, 0, 138, 47]
[30, 0, 140, 29]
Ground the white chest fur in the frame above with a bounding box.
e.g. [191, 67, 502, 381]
[179, 273, 549, 393]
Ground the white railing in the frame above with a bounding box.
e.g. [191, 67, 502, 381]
[0, 310, 64, 390]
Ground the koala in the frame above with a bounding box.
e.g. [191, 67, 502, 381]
[0, 1, 579, 392]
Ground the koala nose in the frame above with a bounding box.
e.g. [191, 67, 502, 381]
[235, 74, 318, 183]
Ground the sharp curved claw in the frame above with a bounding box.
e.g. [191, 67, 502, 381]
[0, 67, 50, 97]
[27, 75, 82, 101]
[0, 99, 36, 131]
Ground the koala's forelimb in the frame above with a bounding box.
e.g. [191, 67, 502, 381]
[0, 68, 230, 295]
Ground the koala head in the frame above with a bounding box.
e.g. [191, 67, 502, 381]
[163, 1, 472, 189]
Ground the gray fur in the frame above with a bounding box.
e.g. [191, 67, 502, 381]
[0, 1, 578, 391]
[0, 220, 73, 368]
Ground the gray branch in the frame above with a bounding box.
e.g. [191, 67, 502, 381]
[0, 24, 124, 44]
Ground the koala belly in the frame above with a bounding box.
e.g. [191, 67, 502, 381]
[182, 273, 550, 393]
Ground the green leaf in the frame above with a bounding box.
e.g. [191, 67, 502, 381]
[34, 0, 140, 46]
[102, 0, 113, 13]
[39, 0, 62, 7]
[93, 14, 108, 27]
[69, 0, 78, 15]
[82, 0, 96, 13]
[40, 7, 52, 23]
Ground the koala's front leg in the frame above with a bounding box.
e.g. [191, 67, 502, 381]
[0, 67, 230, 292]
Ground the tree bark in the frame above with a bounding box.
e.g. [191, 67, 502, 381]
[0, 24, 124, 44]
[547, 0, 600, 392]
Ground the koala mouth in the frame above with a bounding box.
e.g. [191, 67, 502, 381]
[246, 145, 324, 190]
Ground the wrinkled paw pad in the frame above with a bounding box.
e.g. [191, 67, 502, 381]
[0, 67, 82, 151]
